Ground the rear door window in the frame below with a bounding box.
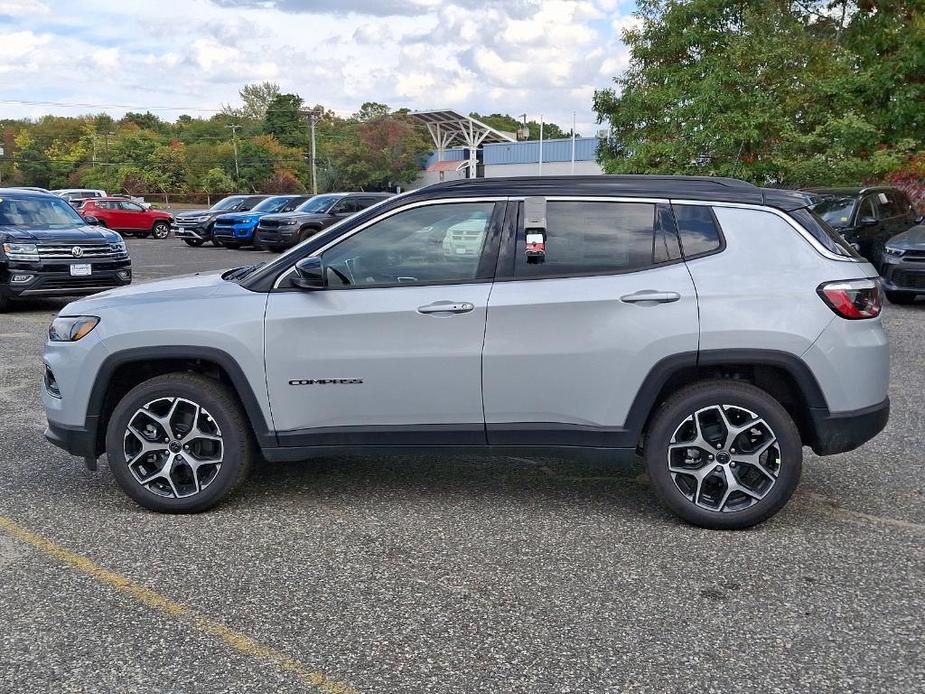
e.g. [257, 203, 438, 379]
[513, 201, 658, 278]
[859, 196, 879, 221]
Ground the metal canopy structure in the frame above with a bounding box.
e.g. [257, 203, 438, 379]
[410, 109, 517, 179]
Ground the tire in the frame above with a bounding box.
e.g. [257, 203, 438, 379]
[183, 239, 205, 247]
[105, 373, 255, 513]
[644, 380, 802, 530]
[298, 227, 318, 243]
[886, 291, 917, 305]
[152, 221, 171, 239]
[266, 245, 283, 253]
[0, 294, 9, 313]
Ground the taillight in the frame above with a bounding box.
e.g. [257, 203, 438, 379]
[817, 278, 882, 319]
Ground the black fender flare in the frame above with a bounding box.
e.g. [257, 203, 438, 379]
[86, 346, 276, 451]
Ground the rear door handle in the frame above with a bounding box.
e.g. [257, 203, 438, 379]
[620, 290, 681, 304]
[417, 301, 475, 315]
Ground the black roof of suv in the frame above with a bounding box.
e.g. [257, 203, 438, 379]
[410, 175, 813, 211]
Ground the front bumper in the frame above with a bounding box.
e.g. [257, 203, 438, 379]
[2, 259, 132, 299]
[213, 224, 257, 242]
[173, 223, 211, 241]
[807, 398, 890, 455]
[45, 419, 99, 459]
[256, 226, 298, 247]
[880, 257, 925, 294]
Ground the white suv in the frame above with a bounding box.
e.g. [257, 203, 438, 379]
[42, 176, 890, 528]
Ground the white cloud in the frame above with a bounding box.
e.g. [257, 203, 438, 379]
[0, 0, 50, 16]
[0, 0, 639, 136]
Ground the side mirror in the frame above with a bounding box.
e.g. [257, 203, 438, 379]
[82, 215, 99, 225]
[915, 214, 924, 225]
[859, 216, 878, 227]
[291, 256, 325, 290]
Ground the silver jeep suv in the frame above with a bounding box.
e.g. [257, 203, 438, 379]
[42, 176, 890, 528]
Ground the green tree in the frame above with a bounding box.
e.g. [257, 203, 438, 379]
[593, 0, 923, 186]
[200, 167, 234, 205]
[263, 93, 308, 149]
[223, 81, 281, 121]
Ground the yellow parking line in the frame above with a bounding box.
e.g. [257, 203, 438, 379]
[0, 515, 359, 694]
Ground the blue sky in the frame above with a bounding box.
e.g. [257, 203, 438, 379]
[0, 0, 638, 134]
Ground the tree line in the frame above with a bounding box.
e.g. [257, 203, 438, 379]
[0, 83, 574, 202]
[594, 0, 924, 197]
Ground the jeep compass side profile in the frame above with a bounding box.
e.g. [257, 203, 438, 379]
[42, 176, 889, 529]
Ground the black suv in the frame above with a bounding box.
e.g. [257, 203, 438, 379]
[172, 195, 270, 247]
[0, 190, 131, 311]
[805, 186, 922, 266]
[256, 192, 393, 251]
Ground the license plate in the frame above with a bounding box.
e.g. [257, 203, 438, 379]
[70, 264, 91, 277]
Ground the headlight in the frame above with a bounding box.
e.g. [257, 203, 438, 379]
[284, 220, 299, 225]
[2, 242, 39, 261]
[48, 316, 99, 342]
[883, 246, 904, 257]
[109, 241, 127, 254]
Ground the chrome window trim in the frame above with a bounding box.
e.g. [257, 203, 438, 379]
[272, 196, 509, 289]
[670, 199, 856, 262]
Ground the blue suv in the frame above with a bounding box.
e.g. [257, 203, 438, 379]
[212, 195, 309, 248]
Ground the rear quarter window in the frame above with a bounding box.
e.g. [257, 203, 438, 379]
[672, 204, 723, 257]
[788, 208, 862, 259]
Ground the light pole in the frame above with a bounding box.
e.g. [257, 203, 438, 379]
[226, 124, 241, 182]
[538, 114, 544, 176]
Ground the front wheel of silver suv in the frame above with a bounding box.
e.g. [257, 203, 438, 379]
[105, 373, 254, 513]
[644, 380, 802, 530]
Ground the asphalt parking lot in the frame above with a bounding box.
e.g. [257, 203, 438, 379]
[0, 236, 923, 693]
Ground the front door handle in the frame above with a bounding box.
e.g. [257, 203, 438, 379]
[417, 301, 475, 315]
[620, 290, 681, 304]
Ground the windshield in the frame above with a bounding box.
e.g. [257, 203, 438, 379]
[297, 195, 342, 213]
[251, 196, 298, 213]
[211, 196, 244, 212]
[0, 195, 85, 228]
[810, 196, 856, 227]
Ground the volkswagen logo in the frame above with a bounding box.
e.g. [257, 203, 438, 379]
[71, 246, 84, 258]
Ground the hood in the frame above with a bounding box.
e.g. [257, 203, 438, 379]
[287, 212, 331, 223]
[216, 211, 263, 223]
[175, 209, 212, 219]
[887, 224, 925, 250]
[260, 211, 302, 222]
[63, 271, 233, 313]
[0, 224, 120, 243]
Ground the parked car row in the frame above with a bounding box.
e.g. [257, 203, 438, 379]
[173, 192, 394, 251]
[805, 186, 925, 304]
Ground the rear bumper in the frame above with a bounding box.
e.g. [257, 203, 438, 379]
[808, 398, 890, 455]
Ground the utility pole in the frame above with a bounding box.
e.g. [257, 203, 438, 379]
[300, 108, 321, 195]
[538, 114, 544, 176]
[570, 111, 576, 175]
[226, 124, 241, 182]
[91, 133, 97, 168]
[104, 131, 114, 165]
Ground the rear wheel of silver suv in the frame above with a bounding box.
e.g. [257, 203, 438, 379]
[105, 373, 254, 513]
[645, 380, 802, 530]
